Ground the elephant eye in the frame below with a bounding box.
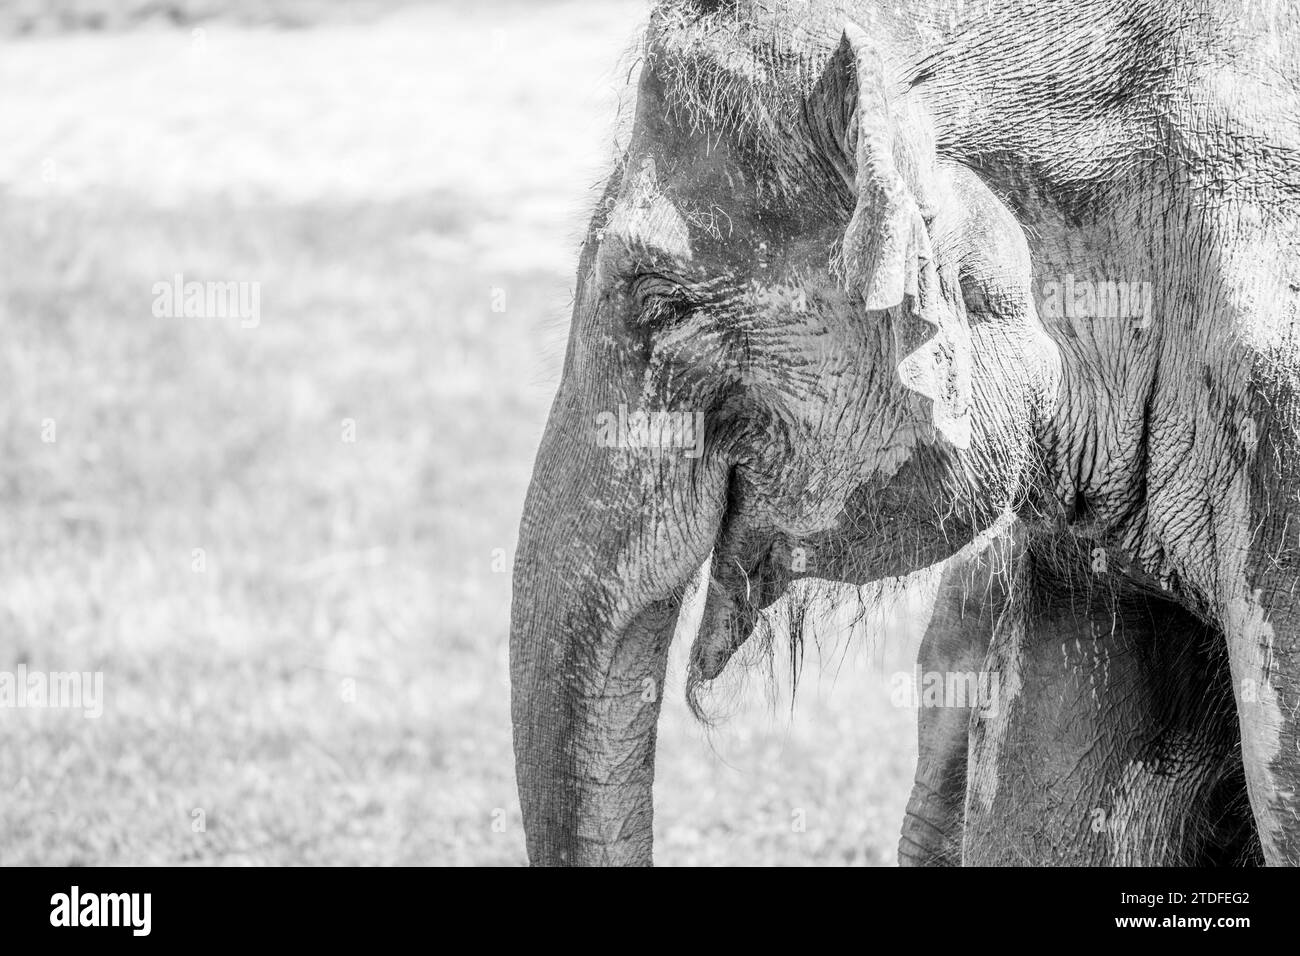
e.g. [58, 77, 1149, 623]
[629, 274, 695, 327]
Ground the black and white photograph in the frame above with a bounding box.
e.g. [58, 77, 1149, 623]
[1, 0, 1297, 913]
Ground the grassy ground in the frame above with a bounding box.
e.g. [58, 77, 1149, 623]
[0, 0, 492, 35]
[0, 0, 923, 865]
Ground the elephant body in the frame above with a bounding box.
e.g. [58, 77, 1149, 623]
[510, 0, 1300, 864]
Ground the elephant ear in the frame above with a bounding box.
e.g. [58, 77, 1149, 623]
[819, 25, 972, 450]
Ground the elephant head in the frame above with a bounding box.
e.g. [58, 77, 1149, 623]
[509, 10, 1061, 865]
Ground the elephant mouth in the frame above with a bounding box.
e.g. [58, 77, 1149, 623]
[688, 534, 792, 686]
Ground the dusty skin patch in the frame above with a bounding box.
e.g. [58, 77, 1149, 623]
[1223, 591, 1287, 860]
[965, 621, 1021, 815]
[949, 516, 1020, 813]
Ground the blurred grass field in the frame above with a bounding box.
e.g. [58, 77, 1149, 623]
[0, 0, 925, 865]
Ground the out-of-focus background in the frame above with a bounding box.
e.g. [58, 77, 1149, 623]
[0, 0, 927, 865]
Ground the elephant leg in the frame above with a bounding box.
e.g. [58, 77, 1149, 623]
[1147, 367, 1300, 864]
[899, 532, 1013, 866]
[964, 547, 1259, 866]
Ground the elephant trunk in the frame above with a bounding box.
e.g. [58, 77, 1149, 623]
[509, 389, 728, 865]
[510, 589, 676, 866]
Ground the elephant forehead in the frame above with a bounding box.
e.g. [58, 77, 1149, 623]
[602, 190, 694, 269]
[602, 150, 761, 258]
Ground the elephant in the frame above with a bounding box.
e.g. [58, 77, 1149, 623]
[509, 0, 1300, 865]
